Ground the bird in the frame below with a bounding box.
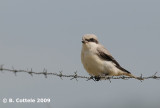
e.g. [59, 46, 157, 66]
[81, 34, 139, 81]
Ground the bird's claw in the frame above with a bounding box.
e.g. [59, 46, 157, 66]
[90, 76, 101, 81]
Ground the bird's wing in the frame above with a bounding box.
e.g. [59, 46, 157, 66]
[97, 45, 130, 74]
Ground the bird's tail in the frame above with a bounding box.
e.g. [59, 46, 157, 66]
[123, 72, 144, 80]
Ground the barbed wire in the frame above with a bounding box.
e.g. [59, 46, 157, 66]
[0, 65, 159, 82]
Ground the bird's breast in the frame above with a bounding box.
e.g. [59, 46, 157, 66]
[81, 48, 104, 76]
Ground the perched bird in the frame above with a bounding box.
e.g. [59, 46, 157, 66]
[81, 34, 138, 80]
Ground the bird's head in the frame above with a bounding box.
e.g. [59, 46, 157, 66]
[82, 34, 99, 45]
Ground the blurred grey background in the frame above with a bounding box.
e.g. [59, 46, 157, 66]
[0, 0, 160, 108]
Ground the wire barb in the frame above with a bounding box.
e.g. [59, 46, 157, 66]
[59, 71, 63, 80]
[43, 68, 48, 78]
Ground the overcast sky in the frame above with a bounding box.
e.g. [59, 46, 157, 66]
[0, 0, 160, 108]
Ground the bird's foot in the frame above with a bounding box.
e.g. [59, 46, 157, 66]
[90, 76, 101, 81]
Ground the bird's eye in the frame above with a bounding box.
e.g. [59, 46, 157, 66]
[90, 38, 94, 41]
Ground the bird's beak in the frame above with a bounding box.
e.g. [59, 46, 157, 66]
[82, 40, 85, 43]
[82, 38, 86, 44]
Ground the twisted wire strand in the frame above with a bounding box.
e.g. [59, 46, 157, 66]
[0, 65, 159, 82]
